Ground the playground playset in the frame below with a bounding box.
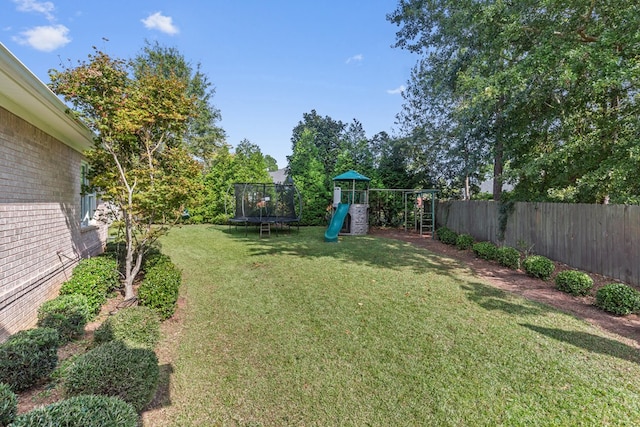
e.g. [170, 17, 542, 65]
[324, 170, 438, 242]
[227, 170, 437, 240]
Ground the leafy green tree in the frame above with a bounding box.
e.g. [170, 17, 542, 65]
[288, 129, 330, 225]
[264, 155, 279, 172]
[290, 110, 345, 184]
[194, 145, 237, 223]
[339, 119, 378, 183]
[389, 0, 640, 203]
[234, 139, 272, 183]
[49, 49, 202, 300]
[132, 40, 226, 169]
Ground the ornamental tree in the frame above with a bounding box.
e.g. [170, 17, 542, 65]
[49, 48, 202, 301]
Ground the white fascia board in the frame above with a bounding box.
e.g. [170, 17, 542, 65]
[0, 43, 94, 153]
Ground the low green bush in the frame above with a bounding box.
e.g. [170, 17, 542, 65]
[472, 241, 499, 261]
[522, 255, 555, 281]
[143, 251, 172, 272]
[0, 382, 17, 427]
[64, 340, 159, 412]
[436, 227, 458, 245]
[595, 283, 640, 315]
[138, 260, 182, 320]
[59, 256, 120, 316]
[555, 270, 594, 296]
[455, 234, 474, 250]
[497, 246, 521, 270]
[9, 394, 138, 427]
[0, 328, 59, 392]
[94, 306, 160, 349]
[37, 294, 92, 344]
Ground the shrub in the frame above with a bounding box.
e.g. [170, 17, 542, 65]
[436, 227, 458, 245]
[37, 294, 92, 344]
[138, 260, 182, 320]
[555, 270, 594, 296]
[65, 340, 159, 412]
[455, 234, 474, 250]
[9, 395, 138, 427]
[94, 306, 160, 349]
[143, 251, 172, 272]
[59, 256, 120, 316]
[472, 241, 499, 261]
[497, 246, 521, 270]
[0, 382, 17, 427]
[0, 328, 59, 392]
[522, 255, 555, 281]
[595, 283, 640, 315]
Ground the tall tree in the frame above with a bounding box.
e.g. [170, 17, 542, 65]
[288, 128, 330, 225]
[389, 0, 640, 203]
[234, 139, 271, 183]
[264, 155, 279, 172]
[132, 40, 226, 169]
[49, 49, 202, 300]
[290, 110, 346, 184]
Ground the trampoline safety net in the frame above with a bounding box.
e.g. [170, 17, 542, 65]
[232, 183, 301, 223]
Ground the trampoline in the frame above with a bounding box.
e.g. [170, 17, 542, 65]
[227, 183, 302, 236]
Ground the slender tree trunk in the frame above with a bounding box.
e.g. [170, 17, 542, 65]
[464, 175, 470, 200]
[123, 211, 136, 300]
[493, 138, 503, 201]
[493, 98, 505, 201]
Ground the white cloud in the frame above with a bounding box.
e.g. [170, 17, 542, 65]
[386, 85, 406, 95]
[13, 24, 70, 51]
[12, 0, 55, 21]
[346, 54, 364, 64]
[141, 12, 179, 35]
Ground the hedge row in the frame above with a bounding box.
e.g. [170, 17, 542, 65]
[3, 246, 180, 424]
[436, 226, 640, 316]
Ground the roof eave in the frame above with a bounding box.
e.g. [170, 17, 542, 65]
[0, 43, 94, 153]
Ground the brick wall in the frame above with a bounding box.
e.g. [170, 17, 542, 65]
[0, 106, 108, 341]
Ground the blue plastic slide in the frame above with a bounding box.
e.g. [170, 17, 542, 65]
[324, 203, 350, 242]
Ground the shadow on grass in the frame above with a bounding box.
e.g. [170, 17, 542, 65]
[520, 323, 640, 365]
[219, 225, 462, 277]
[461, 282, 549, 317]
[144, 363, 174, 411]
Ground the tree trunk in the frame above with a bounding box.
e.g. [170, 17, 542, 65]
[493, 138, 503, 201]
[464, 175, 470, 200]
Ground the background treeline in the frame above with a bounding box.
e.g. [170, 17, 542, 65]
[388, 0, 640, 204]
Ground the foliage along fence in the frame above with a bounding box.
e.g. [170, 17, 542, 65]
[437, 201, 640, 287]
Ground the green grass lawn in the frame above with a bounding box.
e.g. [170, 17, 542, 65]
[153, 225, 640, 426]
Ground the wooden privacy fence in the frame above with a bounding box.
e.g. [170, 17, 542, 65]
[437, 201, 640, 286]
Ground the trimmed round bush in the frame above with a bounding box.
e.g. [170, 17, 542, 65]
[37, 294, 92, 344]
[436, 227, 458, 245]
[555, 270, 594, 296]
[65, 340, 159, 412]
[523, 255, 555, 280]
[9, 394, 138, 427]
[59, 256, 120, 316]
[94, 306, 160, 349]
[0, 382, 17, 427]
[595, 283, 640, 315]
[142, 248, 171, 272]
[0, 327, 59, 392]
[138, 260, 182, 320]
[497, 246, 521, 270]
[455, 234, 474, 250]
[472, 241, 499, 261]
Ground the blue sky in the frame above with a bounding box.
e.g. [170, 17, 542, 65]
[2, 0, 416, 168]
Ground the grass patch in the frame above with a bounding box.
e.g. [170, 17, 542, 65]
[155, 225, 640, 426]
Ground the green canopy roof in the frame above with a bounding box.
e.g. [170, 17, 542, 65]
[332, 170, 371, 181]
